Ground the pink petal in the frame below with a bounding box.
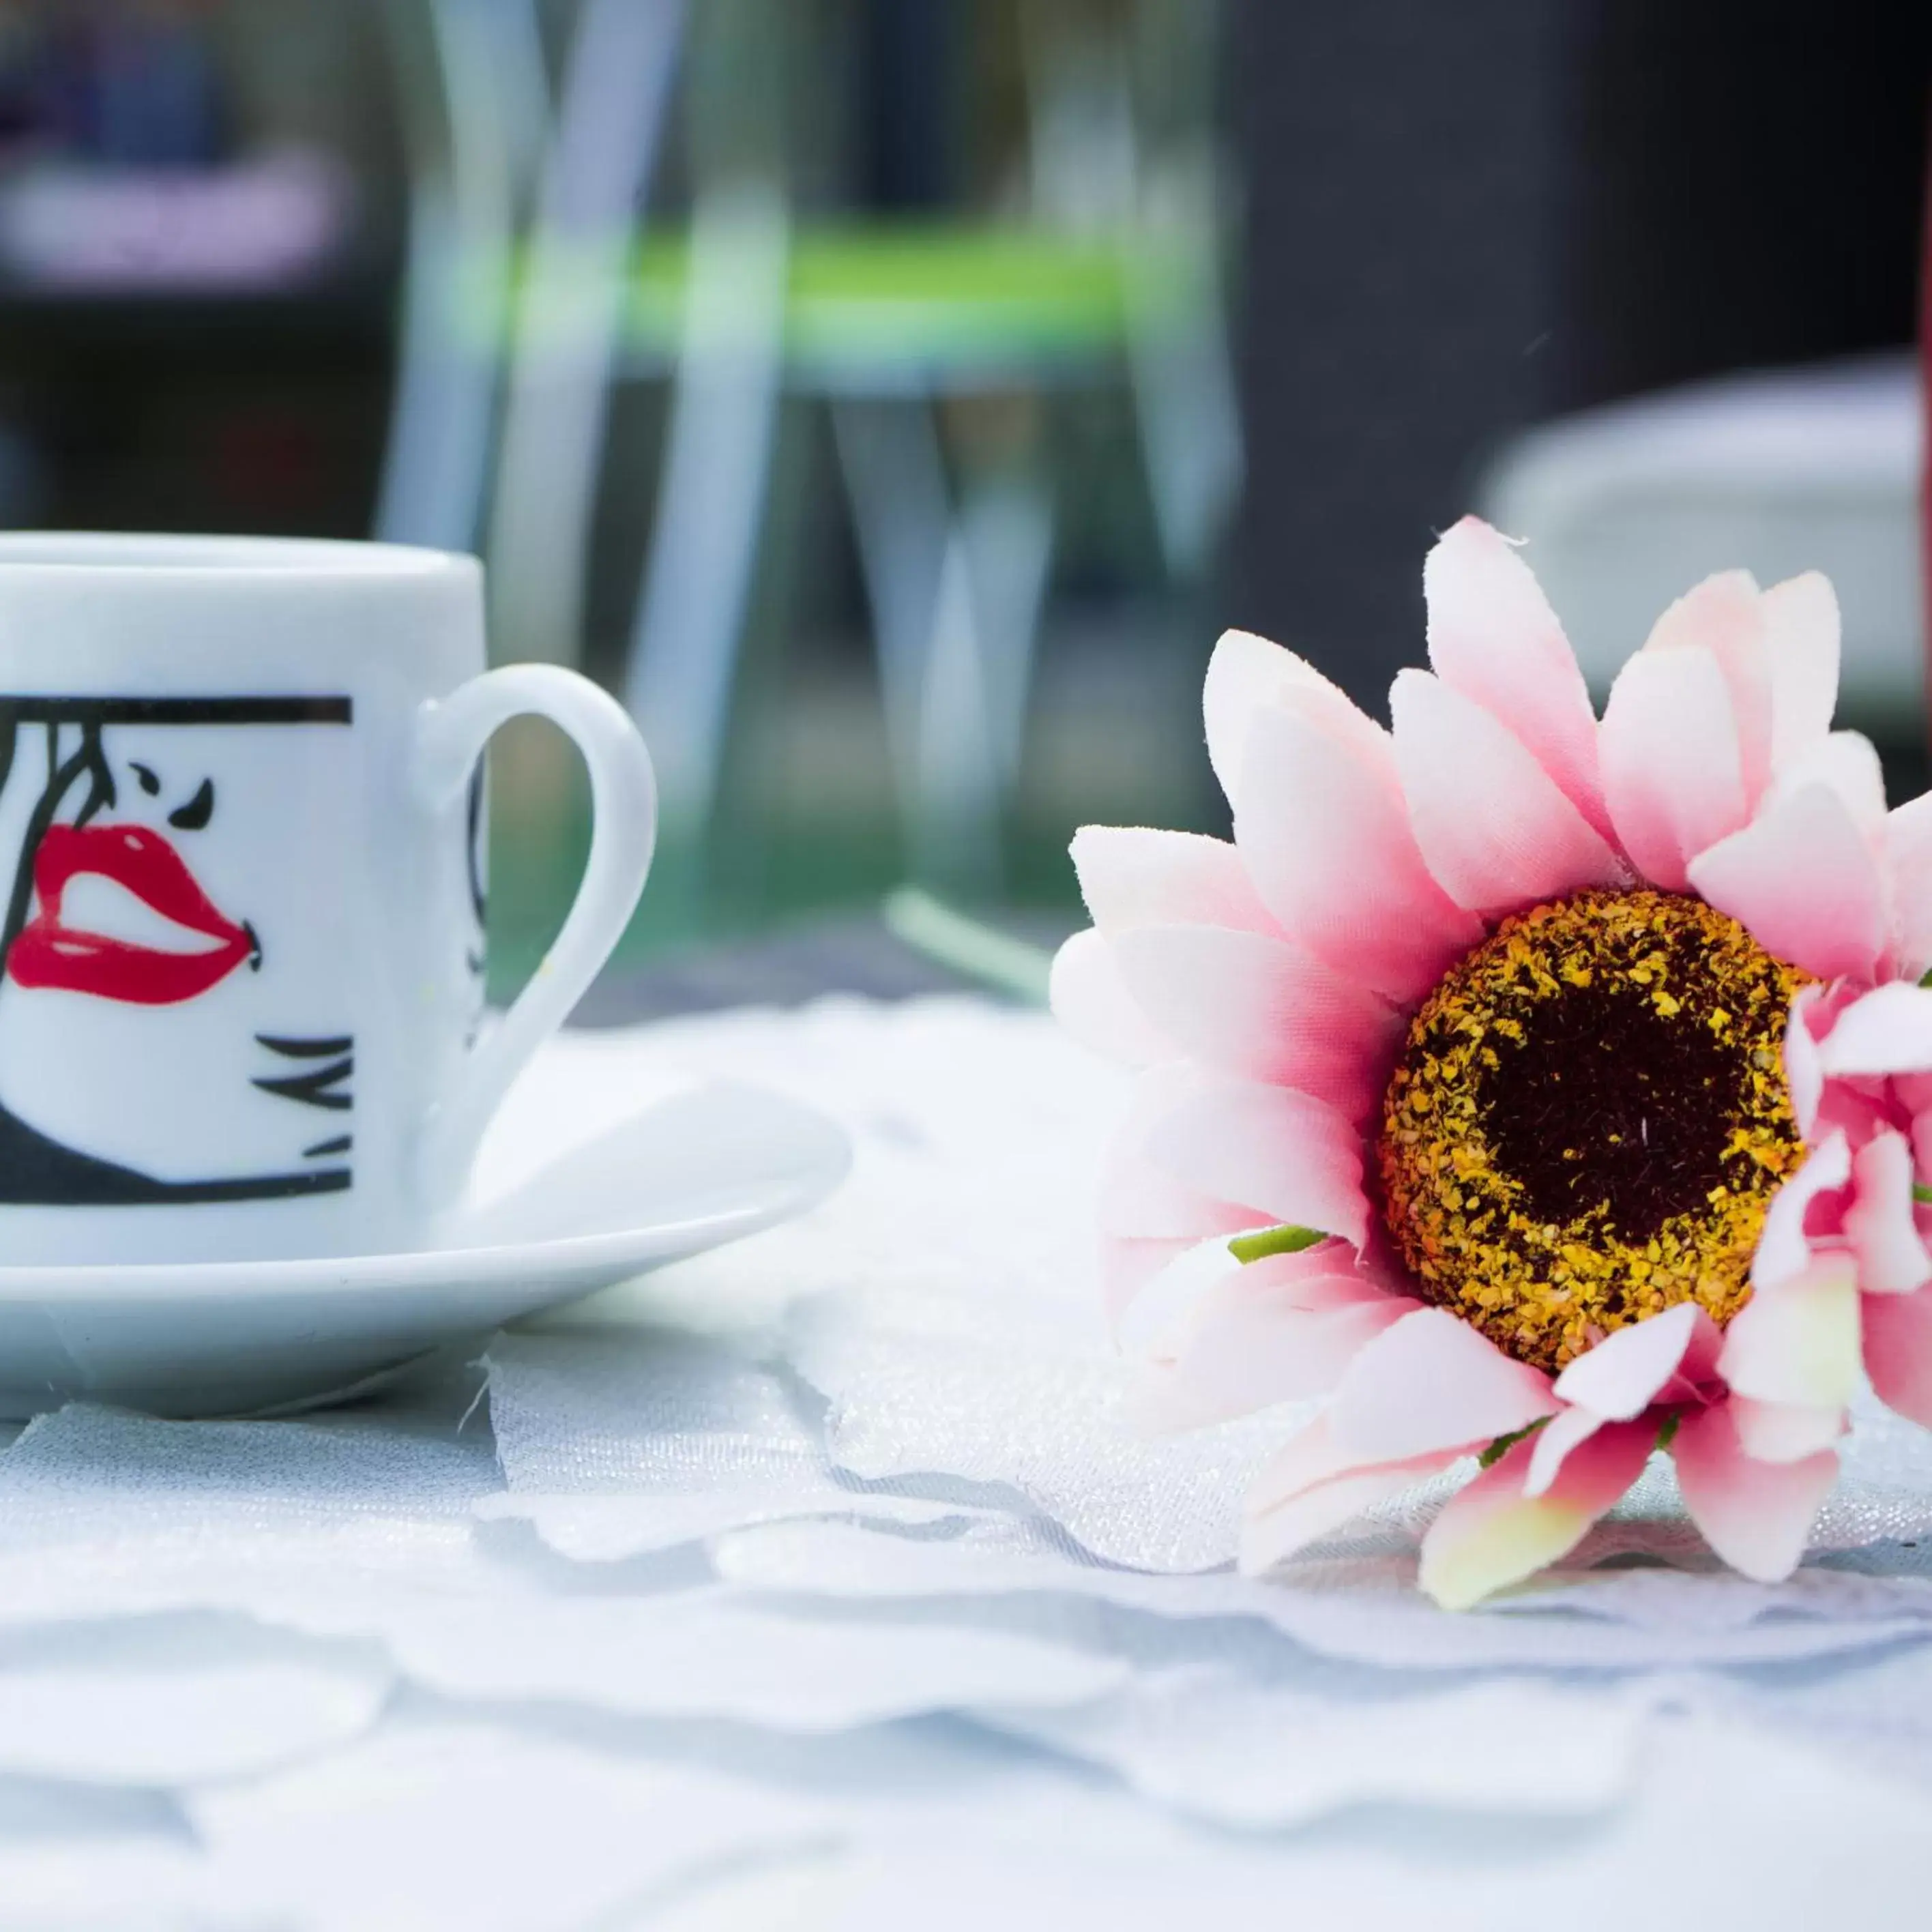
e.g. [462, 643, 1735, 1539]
[1421, 517, 1610, 840]
[1782, 984, 1828, 1139]
[1864, 1283, 1932, 1429]
[1885, 791, 1932, 978]
[1328, 1307, 1558, 1463]
[1844, 1129, 1932, 1296]
[1202, 629, 1385, 806]
[1673, 1401, 1836, 1583]
[1102, 1067, 1268, 1243]
[1720, 1253, 1862, 1409]
[1728, 1394, 1847, 1465]
[1107, 923, 1402, 1120]
[1390, 669, 1627, 918]
[1675, 1306, 1727, 1392]
[1246, 1409, 1369, 1512]
[1246, 1408, 1454, 1512]
[1140, 1276, 1419, 1429]
[1598, 645, 1746, 890]
[1761, 571, 1840, 774]
[1070, 826, 1277, 940]
[1049, 928, 1175, 1067]
[1815, 1081, 1893, 1151]
[1770, 731, 1886, 838]
[1816, 982, 1932, 1077]
[1238, 1270, 1394, 1317]
[1100, 1234, 1195, 1331]
[1687, 783, 1886, 982]
[1523, 1404, 1607, 1499]
[1132, 1070, 1371, 1249]
[1233, 700, 1482, 1003]
[1098, 1141, 1256, 1242]
[1753, 1133, 1850, 1289]
[1242, 1414, 1458, 1574]
[1641, 570, 1773, 806]
[1235, 1238, 1402, 1302]
[1550, 1302, 1699, 1421]
[1241, 1452, 1457, 1576]
[1418, 1420, 1655, 1611]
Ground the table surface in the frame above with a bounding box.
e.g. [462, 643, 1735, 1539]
[1, 932, 1931, 1931]
[570, 913, 1006, 1025]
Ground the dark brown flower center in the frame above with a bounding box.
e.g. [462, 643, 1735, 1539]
[1376, 890, 1809, 1375]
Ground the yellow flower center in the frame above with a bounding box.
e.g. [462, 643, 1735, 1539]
[1376, 890, 1811, 1375]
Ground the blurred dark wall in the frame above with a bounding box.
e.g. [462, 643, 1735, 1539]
[1231, 0, 1932, 710]
[1555, 3, 1930, 402]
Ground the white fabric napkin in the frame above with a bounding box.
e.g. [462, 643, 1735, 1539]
[482, 1002, 1932, 1671]
[0, 996, 1921, 1928]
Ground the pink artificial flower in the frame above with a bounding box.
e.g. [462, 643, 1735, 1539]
[1055, 516, 1932, 1609]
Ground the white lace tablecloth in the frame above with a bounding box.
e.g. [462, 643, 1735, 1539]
[7, 995, 1932, 1930]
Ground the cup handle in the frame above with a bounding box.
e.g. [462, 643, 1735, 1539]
[411, 664, 657, 1205]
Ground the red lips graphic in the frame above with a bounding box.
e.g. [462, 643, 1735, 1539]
[8, 823, 257, 1004]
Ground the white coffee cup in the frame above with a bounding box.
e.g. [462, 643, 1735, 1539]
[0, 533, 656, 1265]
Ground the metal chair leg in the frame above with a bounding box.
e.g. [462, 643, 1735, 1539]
[957, 470, 1055, 790]
[834, 395, 1057, 898]
[376, 0, 547, 553]
[620, 182, 791, 836]
[485, 0, 686, 664]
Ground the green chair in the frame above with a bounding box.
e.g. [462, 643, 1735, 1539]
[383, 0, 1238, 911]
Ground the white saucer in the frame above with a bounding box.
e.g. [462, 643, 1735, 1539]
[0, 1083, 850, 1419]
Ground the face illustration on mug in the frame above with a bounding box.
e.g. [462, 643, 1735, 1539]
[0, 532, 653, 1268]
[0, 697, 485, 1205]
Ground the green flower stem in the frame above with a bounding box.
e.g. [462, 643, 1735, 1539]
[1227, 1225, 1326, 1265]
[1478, 1418, 1549, 1468]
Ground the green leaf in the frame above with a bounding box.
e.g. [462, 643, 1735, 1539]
[1916, 1184, 1932, 1207]
[1655, 1411, 1681, 1452]
[1920, 967, 1932, 988]
[1477, 1418, 1549, 1469]
[1227, 1225, 1326, 1265]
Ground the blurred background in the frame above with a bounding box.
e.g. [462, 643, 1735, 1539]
[0, 0, 1923, 1003]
